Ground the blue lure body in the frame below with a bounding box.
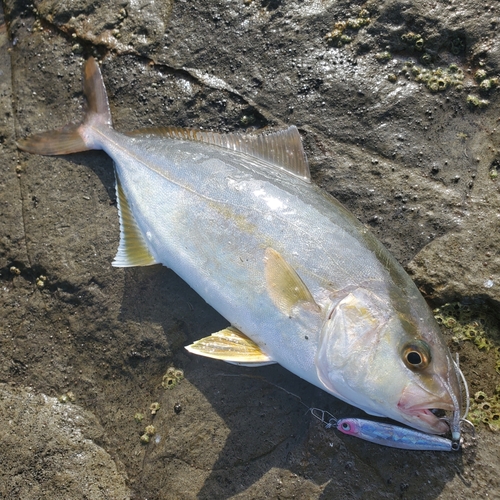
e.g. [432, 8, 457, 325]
[336, 418, 456, 451]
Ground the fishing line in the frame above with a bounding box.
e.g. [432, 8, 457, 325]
[216, 372, 461, 451]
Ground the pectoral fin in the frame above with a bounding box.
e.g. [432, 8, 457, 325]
[185, 326, 275, 366]
[264, 248, 319, 316]
[112, 176, 158, 267]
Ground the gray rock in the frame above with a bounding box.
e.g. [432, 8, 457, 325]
[0, 384, 130, 500]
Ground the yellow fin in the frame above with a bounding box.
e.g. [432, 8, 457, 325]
[264, 248, 319, 316]
[185, 326, 274, 365]
[112, 176, 158, 267]
[124, 125, 311, 182]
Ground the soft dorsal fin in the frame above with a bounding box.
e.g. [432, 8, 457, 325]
[125, 125, 311, 182]
[112, 175, 158, 267]
[264, 247, 320, 317]
[185, 326, 275, 366]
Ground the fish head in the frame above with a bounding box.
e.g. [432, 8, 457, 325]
[315, 287, 462, 435]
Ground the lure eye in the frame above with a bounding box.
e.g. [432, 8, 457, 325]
[402, 340, 431, 370]
[341, 422, 351, 431]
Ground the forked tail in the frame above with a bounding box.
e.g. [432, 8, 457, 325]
[17, 57, 112, 155]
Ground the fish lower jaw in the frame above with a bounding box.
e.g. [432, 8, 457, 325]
[397, 405, 451, 435]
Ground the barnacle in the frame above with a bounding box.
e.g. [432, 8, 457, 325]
[36, 275, 47, 288]
[376, 51, 392, 62]
[150, 402, 161, 415]
[400, 63, 464, 93]
[162, 375, 177, 389]
[434, 303, 500, 431]
[467, 94, 489, 108]
[421, 53, 432, 65]
[145, 425, 156, 436]
[469, 391, 500, 431]
[58, 391, 76, 404]
[480, 79, 492, 92]
[450, 37, 464, 55]
[474, 391, 488, 403]
[401, 32, 420, 43]
[474, 69, 488, 82]
[325, 10, 371, 46]
[162, 366, 185, 389]
[478, 77, 499, 93]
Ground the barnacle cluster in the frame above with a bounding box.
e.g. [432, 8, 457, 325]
[10, 266, 21, 275]
[325, 9, 371, 47]
[467, 94, 490, 108]
[400, 62, 464, 92]
[36, 275, 47, 289]
[474, 69, 499, 92]
[466, 68, 499, 108]
[468, 389, 500, 432]
[434, 302, 499, 356]
[401, 32, 425, 51]
[162, 366, 185, 390]
[434, 302, 500, 431]
[58, 391, 76, 404]
[375, 51, 392, 62]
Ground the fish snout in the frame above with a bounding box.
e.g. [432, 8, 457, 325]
[397, 383, 458, 435]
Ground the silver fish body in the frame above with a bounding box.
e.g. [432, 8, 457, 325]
[18, 58, 463, 438]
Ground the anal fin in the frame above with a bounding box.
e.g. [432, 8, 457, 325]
[185, 326, 275, 366]
[112, 175, 158, 267]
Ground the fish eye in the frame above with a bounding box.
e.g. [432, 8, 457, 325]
[341, 422, 351, 431]
[402, 340, 431, 370]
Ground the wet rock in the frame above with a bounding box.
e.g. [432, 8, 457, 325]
[408, 105, 500, 306]
[0, 384, 129, 499]
[35, 0, 173, 55]
[0, 2, 27, 269]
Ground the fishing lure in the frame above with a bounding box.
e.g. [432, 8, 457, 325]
[336, 418, 455, 451]
[309, 356, 473, 451]
[310, 408, 459, 451]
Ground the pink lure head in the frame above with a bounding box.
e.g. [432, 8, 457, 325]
[337, 418, 361, 437]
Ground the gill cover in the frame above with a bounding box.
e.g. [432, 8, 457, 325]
[315, 288, 391, 398]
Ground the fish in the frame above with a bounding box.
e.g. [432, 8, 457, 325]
[18, 57, 464, 441]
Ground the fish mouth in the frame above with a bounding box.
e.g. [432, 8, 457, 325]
[397, 400, 455, 434]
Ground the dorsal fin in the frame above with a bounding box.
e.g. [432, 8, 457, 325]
[124, 125, 311, 182]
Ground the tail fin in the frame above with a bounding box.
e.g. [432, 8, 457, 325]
[17, 57, 112, 155]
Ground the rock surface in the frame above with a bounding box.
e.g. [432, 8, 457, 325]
[0, 384, 130, 499]
[1, 0, 499, 498]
